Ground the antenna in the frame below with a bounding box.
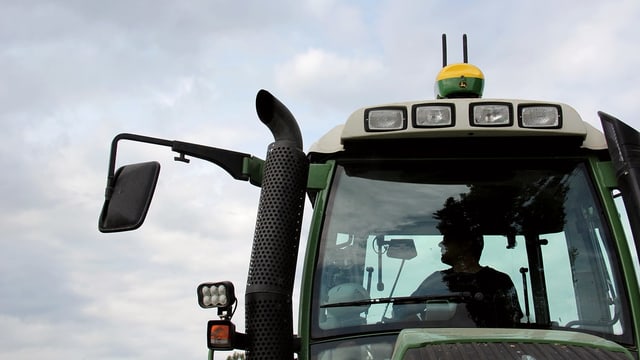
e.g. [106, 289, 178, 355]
[443, 33, 469, 65]
[441, 33, 447, 67]
[463, 34, 468, 63]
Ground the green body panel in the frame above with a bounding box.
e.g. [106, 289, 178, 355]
[298, 160, 337, 360]
[391, 328, 633, 359]
[307, 163, 333, 190]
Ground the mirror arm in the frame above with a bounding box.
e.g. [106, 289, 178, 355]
[106, 133, 261, 191]
[108, 133, 172, 175]
[171, 141, 252, 182]
[105, 134, 172, 200]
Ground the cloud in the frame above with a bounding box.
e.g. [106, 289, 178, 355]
[2, 0, 640, 359]
[276, 48, 386, 106]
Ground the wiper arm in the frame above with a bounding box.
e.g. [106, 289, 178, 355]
[320, 292, 472, 308]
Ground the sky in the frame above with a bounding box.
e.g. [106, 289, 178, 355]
[1, 0, 639, 359]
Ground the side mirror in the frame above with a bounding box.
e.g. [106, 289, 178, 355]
[386, 239, 417, 260]
[99, 161, 160, 233]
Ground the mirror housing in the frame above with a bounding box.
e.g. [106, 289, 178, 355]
[99, 161, 160, 233]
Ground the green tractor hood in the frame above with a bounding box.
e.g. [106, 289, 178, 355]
[391, 328, 633, 359]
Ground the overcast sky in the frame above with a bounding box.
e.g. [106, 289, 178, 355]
[2, 1, 639, 359]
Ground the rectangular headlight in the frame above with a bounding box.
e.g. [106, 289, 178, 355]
[365, 107, 407, 131]
[471, 103, 513, 126]
[519, 104, 562, 128]
[413, 104, 454, 127]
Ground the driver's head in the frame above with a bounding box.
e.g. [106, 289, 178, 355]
[439, 228, 484, 265]
[434, 196, 483, 265]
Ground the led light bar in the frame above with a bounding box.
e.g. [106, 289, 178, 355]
[413, 103, 454, 127]
[519, 104, 562, 128]
[365, 107, 407, 131]
[471, 102, 513, 126]
[197, 281, 236, 309]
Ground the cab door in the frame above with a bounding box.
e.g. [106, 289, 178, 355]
[600, 112, 640, 257]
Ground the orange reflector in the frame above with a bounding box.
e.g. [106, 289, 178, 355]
[210, 325, 230, 345]
[207, 320, 235, 350]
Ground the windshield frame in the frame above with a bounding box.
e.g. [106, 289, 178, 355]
[309, 157, 633, 345]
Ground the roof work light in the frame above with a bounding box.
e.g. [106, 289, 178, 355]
[471, 103, 513, 126]
[365, 107, 407, 131]
[413, 103, 455, 127]
[519, 104, 562, 128]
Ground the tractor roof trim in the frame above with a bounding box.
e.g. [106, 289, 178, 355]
[308, 98, 607, 155]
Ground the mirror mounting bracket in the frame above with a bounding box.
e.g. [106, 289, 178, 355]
[106, 133, 260, 191]
[174, 153, 190, 163]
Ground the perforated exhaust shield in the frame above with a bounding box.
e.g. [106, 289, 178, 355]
[245, 140, 308, 360]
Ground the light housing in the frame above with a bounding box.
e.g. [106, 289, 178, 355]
[519, 104, 562, 128]
[470, 102, 513, 126]
[365, 107, 407, 131]
[207, 320, 235, 350]
[197, 281, 236, 311]
[413, 103, 455, 128]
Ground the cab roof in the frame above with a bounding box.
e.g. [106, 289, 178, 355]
[308, 98, 607, 156]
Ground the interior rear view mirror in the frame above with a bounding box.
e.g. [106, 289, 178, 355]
[99, 161, 160, 233]
[386, 239, 417, 260]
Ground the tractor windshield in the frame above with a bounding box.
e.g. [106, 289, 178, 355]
[311, 158, 631, 358]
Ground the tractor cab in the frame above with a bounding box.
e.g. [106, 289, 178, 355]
[98, 35, 640, 359]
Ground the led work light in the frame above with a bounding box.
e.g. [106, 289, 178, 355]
[198, 282, 246, 352]
[197, 281, 236, 311]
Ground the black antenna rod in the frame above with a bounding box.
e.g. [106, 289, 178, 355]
[442, 33, 447, 67]
[463, 34, 468, 63]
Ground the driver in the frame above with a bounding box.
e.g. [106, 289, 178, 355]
[405, 226, 524, 327]
[394, 193, 524, 327]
